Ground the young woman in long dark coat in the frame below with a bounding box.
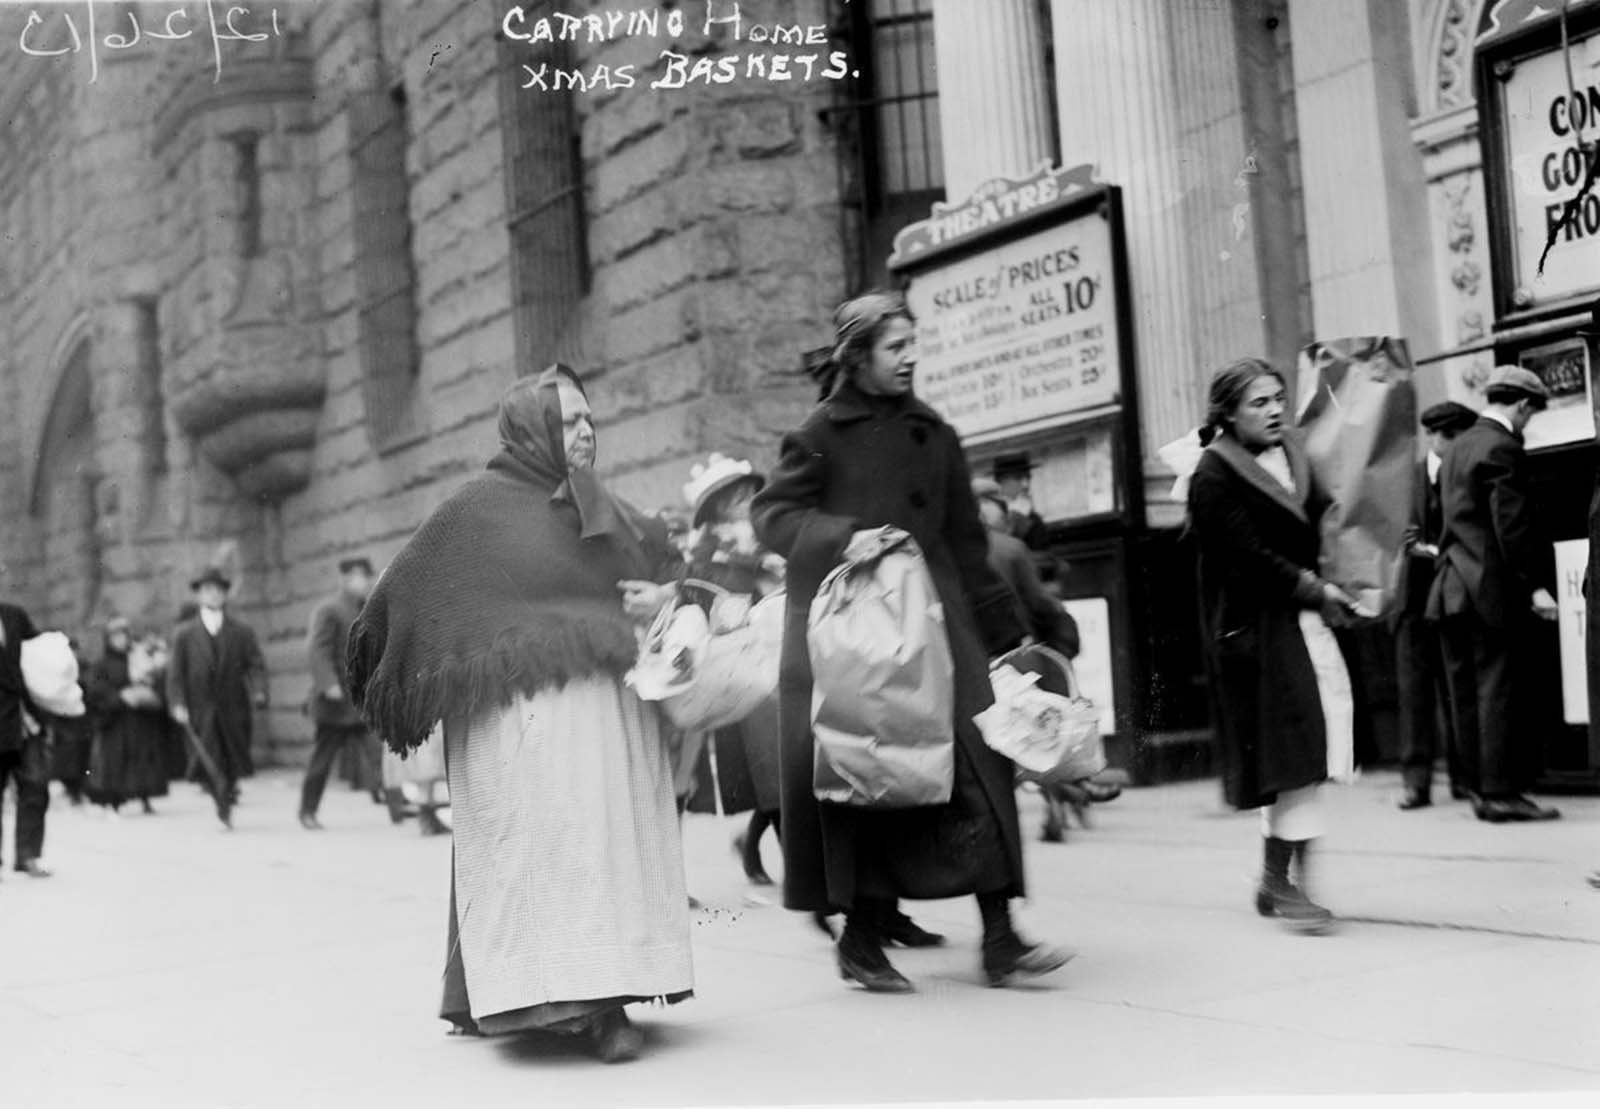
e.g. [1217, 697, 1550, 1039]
[751, 291, 1072, 991]
[1188, 359, 1362, 934]
[84, 618, 171, 813]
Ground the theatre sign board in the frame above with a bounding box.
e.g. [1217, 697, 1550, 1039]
[889, 163, 1132, 449]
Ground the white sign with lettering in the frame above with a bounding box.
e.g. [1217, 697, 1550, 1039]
[904, 213, 1120, 446]
[1555, 538, 1589, 725]
[1499, 30, 1600, 305]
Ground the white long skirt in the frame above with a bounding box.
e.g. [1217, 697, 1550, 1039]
[447, 674, 693, 1019]
[1262, 612, 1357, 841]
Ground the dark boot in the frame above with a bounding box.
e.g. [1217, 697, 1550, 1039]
[881, 905, 946, 948]
[836, 901, 913, 993]
[1255, 836, 1332, 934]
[587, 1007, 643, 1063]
[418, 806, 450, 837]
[978, 892, 1073, 987]
[739, 810, 774, 885]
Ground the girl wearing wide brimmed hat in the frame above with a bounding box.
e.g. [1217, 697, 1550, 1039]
[678, 453, 786, 887]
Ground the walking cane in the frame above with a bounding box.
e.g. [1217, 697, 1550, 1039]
[175, 719, 233, 829]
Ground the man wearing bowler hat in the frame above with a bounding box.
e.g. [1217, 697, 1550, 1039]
[1426, 367, 1562, 823]
[1394, 400, 1479, 810]
[299, 557, 381, 829]
[167, 566, 269, 828]
[992, 453, 1048, 550]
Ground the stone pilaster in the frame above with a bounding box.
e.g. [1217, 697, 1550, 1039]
[931, 0, 1054, 200]
[1051, 0, 1198, 525]
[1286, 0, 1438, 352]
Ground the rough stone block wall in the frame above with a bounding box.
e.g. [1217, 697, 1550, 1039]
[1, 0, 856, 767]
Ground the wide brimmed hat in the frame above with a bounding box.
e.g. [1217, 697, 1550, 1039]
[683, 453, 764, 526]
[338, 556, 374, 575]
[992, 453, 1035, 480]
[189, 566, 231, 591]
[1420, 401, 1479, 435]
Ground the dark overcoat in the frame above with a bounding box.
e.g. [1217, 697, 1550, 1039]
[307, 590, 365, 728]
[0, 603, 40, 755]
[1393, 458, 1443, 624]
[1425, 416, 1552, 628]
[751, 381, 1026, 913]
[1189, 434, 1334, 811]
[84, 648, 171, 802]
[166, 615, 267, 779]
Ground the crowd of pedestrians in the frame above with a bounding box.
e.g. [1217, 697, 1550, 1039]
[4, 288, 1593, 1069]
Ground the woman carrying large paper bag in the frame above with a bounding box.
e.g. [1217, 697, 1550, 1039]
[753, 291, 1071, 992]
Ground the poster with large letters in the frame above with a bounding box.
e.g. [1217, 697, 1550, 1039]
[890, 163, 1139, 527]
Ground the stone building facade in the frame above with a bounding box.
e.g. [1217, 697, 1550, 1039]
[2, 0, 1595, 775]
[0, 0, 842, 764]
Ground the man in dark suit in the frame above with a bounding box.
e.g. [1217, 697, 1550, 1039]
[1395, 400, 1479, 810]
[973, 478, 1080, 659]
[0, 600, 52, 877]
[1426, 367, 1561, 823]
[298, 557, 378, 829]
[167, 567, 268, 828]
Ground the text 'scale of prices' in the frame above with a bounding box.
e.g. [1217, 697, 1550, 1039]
[15, 1, 288, 84]
[907, 222, 1121, 445]
[502, 2, 854, 92]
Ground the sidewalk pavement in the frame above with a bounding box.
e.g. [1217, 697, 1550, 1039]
[1, 765, 1597, 1109]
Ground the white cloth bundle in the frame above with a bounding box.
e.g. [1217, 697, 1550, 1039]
[20, 631, 85, 717]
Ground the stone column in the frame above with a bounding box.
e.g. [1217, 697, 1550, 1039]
[1051, 0, 1198, 525]
[931, 0, 1054, 200]
[1285, 0, 1437, 348]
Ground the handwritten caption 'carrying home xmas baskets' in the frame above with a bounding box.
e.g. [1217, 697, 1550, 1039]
[502, 2, 856, 91]
[12, 2, 855, 91]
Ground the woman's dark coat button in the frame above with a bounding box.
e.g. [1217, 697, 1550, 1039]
[911, 426, 928, 445]
[909, 491, 928, 508]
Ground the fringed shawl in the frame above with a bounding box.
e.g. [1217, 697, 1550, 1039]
[347, 453, 673, 756]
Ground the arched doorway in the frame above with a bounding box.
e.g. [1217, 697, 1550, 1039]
[29, 339, 103, 634]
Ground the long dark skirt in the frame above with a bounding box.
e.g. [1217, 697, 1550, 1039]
[50, 716, 94, 795]
[827, 731, 1016, 904]
[88, 710, 172, 804]
[684, 699, 782, 817]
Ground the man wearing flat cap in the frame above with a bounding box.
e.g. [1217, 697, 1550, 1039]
[1426, 367, 1562, 823]
[167, 567, 269, 827]
[299, 556, 380, 830]
[1393, 401, 1479, 810]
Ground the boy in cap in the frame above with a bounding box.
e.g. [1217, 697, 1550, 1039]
[299, 557, 380, 829]
[167, 567, 268, 828]
[1394, 400, 1479, 810]
[1426, 368, 1561, 823]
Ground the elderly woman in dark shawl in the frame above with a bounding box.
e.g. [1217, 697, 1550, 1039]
[347, 366, 690, 1063]
[752, 291, 1072, 993]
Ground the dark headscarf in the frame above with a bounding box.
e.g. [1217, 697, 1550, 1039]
[495, 364, 649, 560]
[348, 365, 673, 753]
[806, 291, 914, 401]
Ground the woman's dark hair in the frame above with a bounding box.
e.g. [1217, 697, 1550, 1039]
[1200, 357, 1288, 446]
[809, 291, 914, 400]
